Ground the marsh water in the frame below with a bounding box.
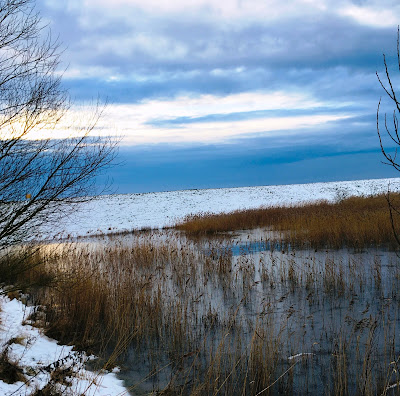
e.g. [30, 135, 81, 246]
[54, 229, 400, 395]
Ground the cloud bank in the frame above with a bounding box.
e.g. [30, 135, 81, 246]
[37, 0, 400, 192]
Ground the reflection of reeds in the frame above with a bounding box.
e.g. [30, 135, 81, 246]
[176, 193, 400, 249]
[1, 230, 400, 394]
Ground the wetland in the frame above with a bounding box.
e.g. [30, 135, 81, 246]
[4, 193, 400, 395]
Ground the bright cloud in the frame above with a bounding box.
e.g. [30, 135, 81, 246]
[132, 91, 324, 118]
[40, 91, 349, 144]
[51, 0, 400, 27]
[339, 5, 400, 28]
[26, 91, 351, 144]
[64, 0, 307, 20]
[110, 112, 351, 145]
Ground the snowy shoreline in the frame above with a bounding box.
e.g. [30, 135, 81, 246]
[56, 177, 400, 238]
[0, 294, 127, 395]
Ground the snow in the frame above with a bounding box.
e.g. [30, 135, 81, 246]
[0, 295, 128, 395]
[55, 177, 400, 238]
[288, 353, 315, 361]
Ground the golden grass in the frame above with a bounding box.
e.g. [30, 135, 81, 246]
[175, 193, 400, 249]
[0, 233, 397, 395]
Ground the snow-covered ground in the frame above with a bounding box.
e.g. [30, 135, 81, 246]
[57, 177, 400, 238]
[0, 295, 128, 395]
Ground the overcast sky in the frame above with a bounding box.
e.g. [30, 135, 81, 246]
[38, 0, 400, 193]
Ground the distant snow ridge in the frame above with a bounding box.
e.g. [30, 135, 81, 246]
[56, 178, 400, 238]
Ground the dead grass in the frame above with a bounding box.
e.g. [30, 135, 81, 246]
[0, 247, 57, 295]
[175, 193, 400, 249]
[0, 348, 26, 384]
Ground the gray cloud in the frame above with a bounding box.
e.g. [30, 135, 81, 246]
[40, 1, 396, 76]
[35, 0, 400, 192]
[38, 0, 399, 109]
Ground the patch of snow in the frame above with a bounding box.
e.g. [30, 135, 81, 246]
[386, 382, 399, 391]
[0, 295, 128, 395]
[288, 353, 315, 361]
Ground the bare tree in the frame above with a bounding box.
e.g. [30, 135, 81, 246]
[0, 0, 116, 250]
[376, 26, 400, 246]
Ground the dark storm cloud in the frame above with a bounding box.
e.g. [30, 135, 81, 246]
[103, 138, 396, 194]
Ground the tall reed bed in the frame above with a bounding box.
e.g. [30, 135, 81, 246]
[176, 193, 400, 249]
[2, 230, 400, 394]
[1, 231, 400, 395]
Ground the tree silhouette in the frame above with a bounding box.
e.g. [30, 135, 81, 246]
[0, 0, 116, 250]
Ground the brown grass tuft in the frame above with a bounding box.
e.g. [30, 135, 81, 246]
[0, 349, 26, 384]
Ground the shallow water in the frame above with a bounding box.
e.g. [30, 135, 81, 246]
[46, 229, 400, 394]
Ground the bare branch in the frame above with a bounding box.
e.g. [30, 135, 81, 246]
[0, 0, 117, 250]
[377, 26, 400, 248]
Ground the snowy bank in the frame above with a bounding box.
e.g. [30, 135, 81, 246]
[55, 178, 400, 238]
[0, 295, 128, 395]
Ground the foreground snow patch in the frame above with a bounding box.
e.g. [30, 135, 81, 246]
[0, 295, 127, 396]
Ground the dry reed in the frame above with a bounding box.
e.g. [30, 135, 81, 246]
[1, 218, 400, 394]
[176, 193, 400, 249]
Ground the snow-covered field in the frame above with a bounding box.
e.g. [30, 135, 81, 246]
[58, 177, 400, 238]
